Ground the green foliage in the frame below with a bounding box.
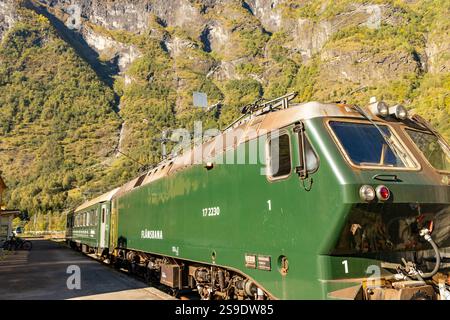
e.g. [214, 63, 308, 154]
[265, 60, 299, 98]
[410, 73, 450, 141]
[291, 60, 320, 102]
[210, 2, 270, 61]
[235, 62, 264, 77]
[219, 79, 263, 128]
[265, 32, 292, 63]
[0, 9, 120, 222]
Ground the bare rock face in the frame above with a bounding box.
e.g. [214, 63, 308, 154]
[151, 0, 207, 37]
[426, 33, 450, 74]
[208, 57, 250, 81]
[282, 4, 402, 62]
[166, 36, 198, 58]
[38, 0, 208, 37]
[31, 1, 408, 81]
[38, 0, 152, 32]
[244, 0, 284, 33]
[206, 22, 232, 56]
[9, 0, 445, 90]
[0, 0, 18, 41]
[83, 26, 142, 74]
[318, 47, 420, 94]
[32, 0, 144, 75]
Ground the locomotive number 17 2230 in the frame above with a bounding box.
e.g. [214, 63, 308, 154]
[202, 207, 220, 217]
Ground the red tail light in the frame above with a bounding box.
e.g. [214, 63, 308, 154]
[376, 185, 390, 201]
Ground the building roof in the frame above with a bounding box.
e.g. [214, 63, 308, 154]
[75, 188, 120, 213]
[0, 210, 20, 217]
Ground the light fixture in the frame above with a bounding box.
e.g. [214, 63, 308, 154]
[368, 99, 389, 117]
[376, 185, 390, 201]
[204, 162, 214, 170]
[391, 104, 408, 120]
[359, 185, 375, 202]
[376, 101, 389, 117]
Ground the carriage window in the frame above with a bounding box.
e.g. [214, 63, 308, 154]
[268, 133, 292, 179]
[134, 174, 146, 188]
[406, 129, 450, 171]
[329, 121, 416, 168]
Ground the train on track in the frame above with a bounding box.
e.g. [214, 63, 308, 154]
[66, 93, 450, 300]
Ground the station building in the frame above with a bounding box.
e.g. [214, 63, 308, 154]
[0, 174, 20, 241]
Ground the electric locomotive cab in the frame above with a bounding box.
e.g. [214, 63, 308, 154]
[323, 99, 450, 300]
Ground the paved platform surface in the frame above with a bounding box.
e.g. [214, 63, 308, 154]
[0, 239, 174, 300]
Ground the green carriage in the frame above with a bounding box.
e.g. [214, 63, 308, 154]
[66, 188, 119, 254]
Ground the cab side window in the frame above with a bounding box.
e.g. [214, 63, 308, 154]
[303, 137, 319, 174]
[268, 133, 292, 180]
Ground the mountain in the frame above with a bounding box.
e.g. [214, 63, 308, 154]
[0, 0, 449, 228]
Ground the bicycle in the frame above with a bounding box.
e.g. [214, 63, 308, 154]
[2, 235, 32, 251]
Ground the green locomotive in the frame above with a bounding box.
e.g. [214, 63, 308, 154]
[66, 94, 450, 300]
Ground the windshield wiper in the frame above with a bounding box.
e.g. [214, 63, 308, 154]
[410, 114, 450, 153]
[352, 105, 410, 165]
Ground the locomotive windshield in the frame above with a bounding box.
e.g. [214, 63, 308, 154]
[406, 129, 450, 172]
[329, 121, 416, 168]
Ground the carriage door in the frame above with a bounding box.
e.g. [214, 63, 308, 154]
[100, 205, 107, 248]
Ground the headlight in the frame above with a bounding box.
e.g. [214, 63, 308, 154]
[359, 185, 375, 202]
[369, 99, 389, 117]
[393, 104, 408, 120]
[376, 101, 389, 117]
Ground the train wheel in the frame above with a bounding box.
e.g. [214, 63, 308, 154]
[143, 267, 151, 283]
[170, 288, 180, 298]
[112, 258, 121, 270]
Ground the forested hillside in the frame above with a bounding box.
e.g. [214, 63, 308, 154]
[0, 0, 448, 230]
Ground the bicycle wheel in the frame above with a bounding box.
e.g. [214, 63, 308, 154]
[2, 241, 10, 250]
[21, 241, 32, 251]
